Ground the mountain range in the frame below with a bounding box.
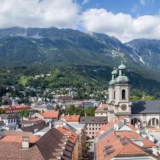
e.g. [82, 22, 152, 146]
[0, 27, 159, 71]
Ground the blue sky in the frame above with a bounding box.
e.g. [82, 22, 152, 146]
[77, 0, 158, 17]
[0, 0, 159, 42]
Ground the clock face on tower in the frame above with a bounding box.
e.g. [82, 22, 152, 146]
[121, 104, 127, 111]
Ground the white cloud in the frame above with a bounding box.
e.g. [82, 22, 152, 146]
[140, 0, 147, 5]
[132, 4, 138, 12]
[82, 0, 89, 5]
[81, 8, 160, 42]
[140, 0, 154, 5]
[0, 0, 80, 29]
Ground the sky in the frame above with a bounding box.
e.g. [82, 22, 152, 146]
[0, 0, 160, 42]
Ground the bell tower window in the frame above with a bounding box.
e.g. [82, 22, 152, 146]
[122, 70, 125, 76]
[114, 91, 116, 99]
[122, 89, 126, 99]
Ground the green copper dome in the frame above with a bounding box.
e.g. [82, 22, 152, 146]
[109, 79, 116, 86]
[118, 61, 126, 70]
[111, 69, 117, 75]
[116, 76, 130, 84]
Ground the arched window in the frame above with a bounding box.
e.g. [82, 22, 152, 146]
[121, 70, 125, 75]
[114, 91, 116, 99]
[122, 90, 125, 99]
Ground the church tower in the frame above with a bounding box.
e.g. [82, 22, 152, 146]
[108, 67, 117, 103]
[107, 62, 132, 122]
[114, 61, 132, 122]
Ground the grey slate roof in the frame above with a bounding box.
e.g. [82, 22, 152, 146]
[79, 116, 107, 124]
[131, 100, 160, 114]
[1, 114, 16, 119]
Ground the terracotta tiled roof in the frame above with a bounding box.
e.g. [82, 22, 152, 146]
[118, 141, 148, 155]
[57, 126, 78, 143]
[28, 117, 44, 123]
[41, 111, 59, 118]
[142, 138, 157, 148]
[0, 127, 78, 160]
[100, 124, 108, 131]
[60, 115, 80, 122]
[4, 105, 33, 113]
[1, 136, 39, 143]
[96, 132, 149, 160]
[116, 131, 141, 140]
[95, 103, 108, 113]
[127, 124, 139, 131]
[0, 142, 44, 160]
[36, 127, 78, 160]
[3, 130, 33, 137]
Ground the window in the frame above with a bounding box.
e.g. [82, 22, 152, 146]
[122, 89, 126, 99]
[114, 91, 116, 99]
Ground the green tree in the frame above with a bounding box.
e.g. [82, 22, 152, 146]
[130, 95, 141, 100]
[84, 106, 95, 116]
[0, 108, 5, 114]
[145, 96, 155, 100]
[22, 109, 29, 118]
[55, 104, 60, 111]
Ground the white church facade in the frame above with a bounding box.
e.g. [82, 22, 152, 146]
[107, 62, 160, 128]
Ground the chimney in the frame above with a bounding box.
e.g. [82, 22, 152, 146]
[22, 137, 29, 150]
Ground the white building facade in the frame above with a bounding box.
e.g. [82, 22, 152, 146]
[107, 62, 160, 128]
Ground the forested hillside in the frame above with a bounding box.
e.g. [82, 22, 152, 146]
[0, 65, 160, 100]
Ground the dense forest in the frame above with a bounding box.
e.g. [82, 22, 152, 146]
[0, 64, 160, 100]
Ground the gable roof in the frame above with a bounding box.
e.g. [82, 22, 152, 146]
[0, 127, 78, 160]
[60, 115, 80, 122]
[0, 142, 44, 160]
[1, 114, 16, 119]
[21, 122, 46, 133]
[3, 130, 33, 137]
[96, 132, 149, 160]
[115, 131, 141, 140]
[95, 103, 108, 113]
[1, 136, 39, 144]
[41, 111, 59, 118]
[36, 127, 78, 160]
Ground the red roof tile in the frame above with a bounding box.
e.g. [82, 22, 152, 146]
[60, 115, 80, 122]
[42, 111, 59, 118]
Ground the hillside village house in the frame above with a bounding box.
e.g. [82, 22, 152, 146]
[60, 114, 80, 124]
[95, 103, 108, 117]
[0, 114, 17, 130]
[1, 104, 33, 114]
[31, 111, 59, 123]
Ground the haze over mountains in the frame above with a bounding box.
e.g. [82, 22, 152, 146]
[0, 27, 159, 71]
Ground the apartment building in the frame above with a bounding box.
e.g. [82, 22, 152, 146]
[79, 116, 107, 138]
